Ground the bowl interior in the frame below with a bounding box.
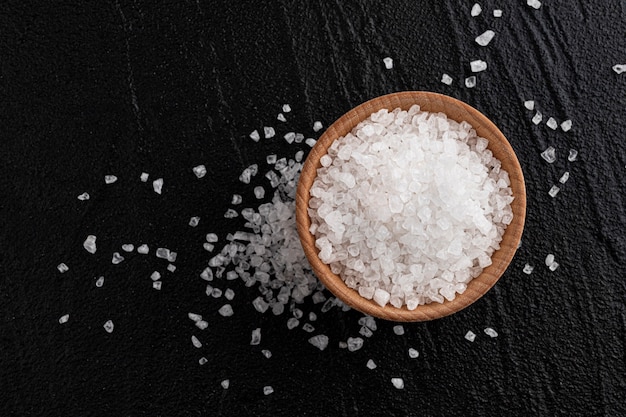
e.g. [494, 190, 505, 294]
[296, 91, 526, 322]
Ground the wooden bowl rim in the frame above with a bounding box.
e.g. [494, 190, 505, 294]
[296, 91, 526, 322]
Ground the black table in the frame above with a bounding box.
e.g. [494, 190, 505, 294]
[2, 1, 625, 416]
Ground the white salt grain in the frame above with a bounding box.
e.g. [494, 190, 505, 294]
[383, 57, 393, 69]
[287, 318, 299, 330]
[527, 0, 541, 9]
[103, 320, 114, 333]
[111, 252, 124, 264]
[441, 73, 453, 85]
[493, 9, 502, 17]
[262, 349, 272, 358]
[393, 325, 405, 336]
[230, 195, 242, 206]
[546, 117, 558, 130]
[266, 154, 277, 164]
[523, 263, 534, 274]
[254, 186, 265, 199]
[250, 130, 260, 142]
[391, 378, 405, 389]
[77, 192, 90, 200]
[532, 111, 543, 124]
[277, 113, 287, 122]
[347, 337, 364, 352]
[541, 146, 556, 163]
[263, 386, 274, 396]
[302, 323, 315, 333]
[189, 216, 200, 227]
[206, 233, 218, 243]
[151, 271, 161, 281]
[548, 185, 560, 197]
[549, 262, 559, 271]
[613, 64, 626, 74]
[560, 119, 572, 132]
[250, 328, 262, 345]
[224, 209, 238, 218]
[471, 3, 482, 16]
[152, 281, 162, 290]
[568, 149, 578, 161]
[366, 359, 377, 369]
[83, 235, 97, 254]
[191, 335, 202, 348]
[308, 312, 317, 321]
[313, 121, 323, 132]
[167, 264, 176, 273]
[465, 76, 477, 88]
[305, 138, 317, 147]
[95, 276, 105, 287]
[57, 263, 69, 273]
[559, 172, 569, 184]
[465, 330, 476, 342]
[284, 132, 296, 144]
[193, 165, 207, 179]
[545, 254, 555, 266]
[140, 172, 149, 182]
[282, 104, 292, 113]
[221, 380, 230, 389]
[122, 244, 134, 252]
[137, 244, 149, 254]
[470, 60, 487, 72]
[408, 348, 419, 358]
[153, 178, 163, 194]
[524, 100, 535, 110]
[59, 314, 69, 324]
[188, 313, 202, 322]
[224, 288, 235, 300]
[263, 127, 275, 139]
[484, 327, 498, 337]
[309, 334, 329, 350]
[199, 357, 208, 365]
[475, 30, 495, 46]
[105, 175, 117, 184]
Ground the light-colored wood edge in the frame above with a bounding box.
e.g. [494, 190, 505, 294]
[296, 91, 526, 322]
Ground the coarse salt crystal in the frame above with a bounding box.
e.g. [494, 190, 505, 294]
[137, 244, 149, 254]
[470, 60, 487, 72]
[152, 281, 162, 290]
[277, 113, 287, 122]
[199, 357, 208, 365]
[167, 264, 176, 272]
[484, 327, 498, 337]
[140, 172, 149, 182]
[221, 380, 230, 389]
[441, 73, 453, 85]
[191, 335, 202, 348]
[282, 104, 291, 113]
[151, 271, 161, 281]
[218, 304, 233, 317]
[546, 117, 558, 130]
[78, 192, 90, 200]
[465, 330, 476, 342]
[103, 320, 114, 333]
[527, 0, 541, 9]
[545, 254, 555, 266]
[475, 30, 495, 46]
[493, 9, 502, 17]
[193, 165, 207, 179]
[59, 314, 69, 324]
[313, 121, 323, 132]
[122, 244, 134, 252]
[188, 313, 202, 322]
[549, 262, 559, 271]
[613, 64, 626, 74]
[57, 263, 69, 273]
[541, 146, 556, 163]
[309, 334, 329, 350]
[83, 235, 97, 254]
[568, 149, 578, 161]
[523, 263, 534, 274]
[471, 3, 482, 16]
[408, 348, 419, 358]
[95, 276, 105, 287]
[383, 57, 393, 69]
[347, 337, 364, 352]
[559, 172, 569, 184]
[189, 217, 200, 227]
[465, 76, 477, 88]
[111, 252, 124, 264]
[262, 349, 272, 358]
[152, 178, 163, 194]
[366, 359, 377, 369]
[524, 100, 535, 110]
[105, 175, 117, 184]
[391, 378, 405, 389]
[250, 130, 261, 142]
[532, 111, 543, 124]
[560, 119, 572, 132]
[393, 325, 405, 336]
[263, 386, 274, 395]
[250, 328, 261, 345]
[305, 138, 317, 147]
[263, 127, 275, 139]
[548, 185, 560, 197]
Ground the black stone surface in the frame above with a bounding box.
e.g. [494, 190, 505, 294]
[1, 1, 626, 416]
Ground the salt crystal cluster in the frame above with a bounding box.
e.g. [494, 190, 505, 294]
[308, 105, 514, 309]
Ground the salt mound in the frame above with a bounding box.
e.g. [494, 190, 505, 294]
[308, 105, 514, 309]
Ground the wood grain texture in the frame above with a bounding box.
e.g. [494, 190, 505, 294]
[296, 91, 526, 322]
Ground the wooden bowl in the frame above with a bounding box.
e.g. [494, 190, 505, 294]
[296, 91, 526, 322]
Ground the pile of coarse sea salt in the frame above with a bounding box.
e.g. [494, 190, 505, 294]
[308, 105, 514, 309]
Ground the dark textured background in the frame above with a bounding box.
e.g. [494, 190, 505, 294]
[1, 1, 626, 416]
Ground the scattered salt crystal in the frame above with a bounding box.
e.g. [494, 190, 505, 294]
[309, 334, 329, 350]
[546, 117, 558, 130]
[393, 325, 405, 336]
[250, 328, 261, 345]
[103, 320, 114, 333]
[441, 73, 453, 85]
[253, 296, 270, 313]
[206, 233, 218, 243]
[122, 244, 134, 252]
[277, 113, 287, 122]
[261, 349, 272, 358]
[287, 318, 299, 329]
[191, 335, 202, 348]
[560, 119, 572, 132]
[305, 138, 317, 147]
[250, 130, 260, 142]
[152, 281, 162, 290]
[493, 9, 502, 17]
[523, 263, 534, 274]
[224, 209, 238, 218]
[153, 178, 163, 194]
[266, 154, 277, 164]
[263, 127, 275, 139]
[295, 150, 304, 162]
[532, 111, 543, 124]
[484, 327, 498, 337]
[545, 254, 555, 266]
[548, 185, 560, 197]
[263, 386, 274, 396]
[284, 132, 296, 144]
[282, 104, 291, 113]
[167, 264, 176, 272]
[559, 172, 569, 184]
[156, 248, 170, 259]
[475, 30, 495, 46]
[57, 263, 69, 273]
[105, 175, 117, 184]
[83, 235, 97, 254]
[111, 252, 124, 264]
[470, 60, 487, 72]
[312, 292, 326, 304]
[366, 359, 377, 369]
[391, 378, 405, 389]
[188, 313, 202, 322]
[302, 323, 315, 333]
[137, 244, 149, 254]
[465, 330, 476, 342]
[613, 64, 626, 74]
[408, 348, 419, 358]
[221, 380, 230, 389]
[292, 309, 304, 319]
[95, 276, 105, 287]
[358, 316, 377, 331]
[140, 172, 149, 182]
[195, 320, 208, 330]
[383, 57, 393, 69]
[77, 192, 90, 200]
[524, 100, 535, 110]
[308, 312, 317, 321]
[549, 262, 560, 271]
[313, 121, 323, 132]
[199, 357, 208, 365]
[541, 146, 556, 163]
[568, 149, 578, 161]
[373, 289, 390, 307]
[193, 165, 207, 178]
[167, 250, 176, 261]
[254, 186, 265, 199]
[59, 314, 69, 324]
[347, 337, 364, 352]
[211, 288, 223, 298]
[200, 267, 213, 281]
[465, 76, 477, 88]
[471, 3, 482, 16]
[189, 217, 200, 227]
[151, 271, 161, 281]
[218, 304, 233, 317]
[527, 0, 541, 9]
[224, 288, 235, 300]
